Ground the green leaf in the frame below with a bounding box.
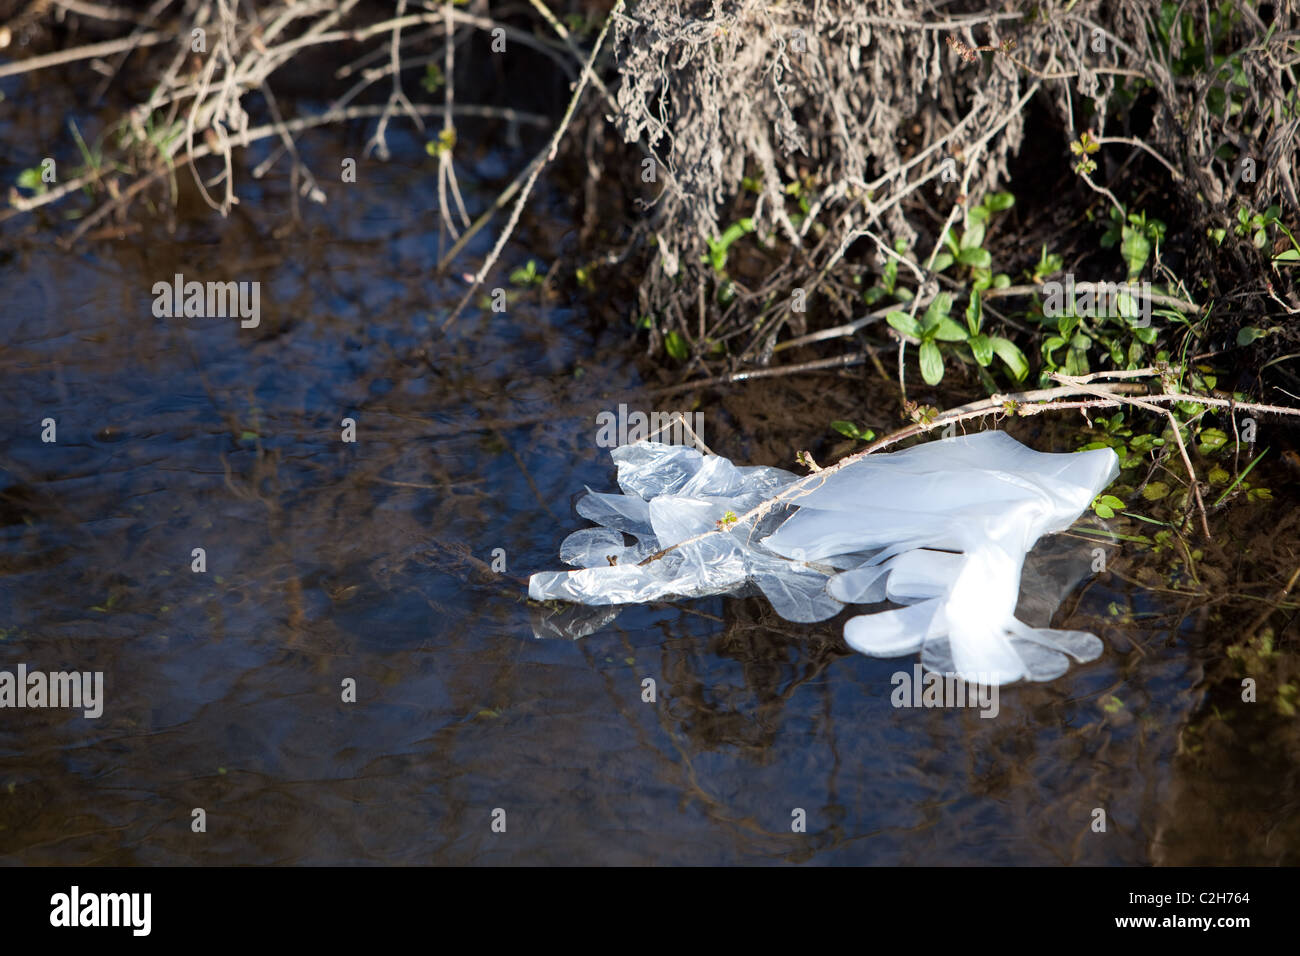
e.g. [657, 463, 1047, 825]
[1197, 427, 1228, 454]
[968, 333, 994, 366]
[831, 420, 865, 440]
[702, 217, 755, 274]
[1130, 433, 1164, 452]
[886, 311, 921, 338]
[1237, 326, 1267, 346]
[990, 336, 1029, 380]
[1273, 248, 1300, 262]
[509, 260, 541, 285]
[664, 331, 689, 360]
[965, 290, 982, 334]
[1142, 481, 1170, 501]
[422, 63, 445, 94]
[17, 167, 44, 192]
[1064, 348, 1089, 375]
[957, 246, 992, 267]
[882, 255, 899, 292]
[932, 317, 969, 342]
[961, 222, 986, 250]
[1121, 227, 1151, 278]
[984, 191, 1015, 211]
[918, 340, 944, 385]
[931, 252, 955, 272]
[923, 292, 953, 329]
[425, 127, 457, 156]
[1092, 494, 1123, 519]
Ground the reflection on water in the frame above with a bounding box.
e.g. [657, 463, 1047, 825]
[0, 100, 1290, 865]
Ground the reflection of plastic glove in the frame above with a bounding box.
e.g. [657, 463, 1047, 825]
[529, 431, 1119, 685]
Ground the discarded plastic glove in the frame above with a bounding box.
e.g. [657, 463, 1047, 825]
[529, 431, 1120, 685]
[527, 442, 842, 622]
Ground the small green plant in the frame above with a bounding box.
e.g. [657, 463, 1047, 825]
[115, 109, 184, 187]
[1234, 203, 1280, 248]
[1028, 245, 1063, 284]
[425, 127, 456, 157]
[15, 166, 47, 197]
[1069, 130, 1100, 176]
[1091, 494, 1126, 519]
[782, 173, 823, 232]
[421, 63, 445, 94]
[887, 293, 966, 386]
[663, 330, 690, 361]
[1032, 205, 1191, 381]
[830, 420, 876, 442]
[703, 217, 755, 275]
[1236, 325, 1273, 346]
[863, 237, 915, 306]
[1211, 446, 1272, 505]
[1101, 206, 1166, 279]
[1230, 204, 1300, 266]
[887, 192, 1027, 387]
[888, 289, 1028, 387]
[701, 216, 756, 304]
[509, 259, 544, 286]
[931, 190, 1015, 274]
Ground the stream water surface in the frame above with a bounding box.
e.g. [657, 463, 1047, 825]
[0, 87, 1294, 865]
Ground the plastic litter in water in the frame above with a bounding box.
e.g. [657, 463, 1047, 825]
[528, 430, 1120, 685]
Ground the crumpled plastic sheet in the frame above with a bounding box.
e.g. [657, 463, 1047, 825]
[528, 431, 1120, 685]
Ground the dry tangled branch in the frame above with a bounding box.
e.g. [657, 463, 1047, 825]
[4, 0, 1298, 378]
[1, 0, 569, 247]
[606, 0, 1300, 361]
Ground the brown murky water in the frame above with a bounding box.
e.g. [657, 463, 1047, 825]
[1, 82, 1297, 865]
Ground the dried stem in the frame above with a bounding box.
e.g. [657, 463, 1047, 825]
[637, 370, 1300, 567]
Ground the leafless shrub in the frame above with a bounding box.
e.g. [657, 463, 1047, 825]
[606, 0, 1300, 360]
[5, 0, 1298, 362]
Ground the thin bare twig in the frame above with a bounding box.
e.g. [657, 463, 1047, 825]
[636, 372, 1300, 567]
[439, 0, 625, 332]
